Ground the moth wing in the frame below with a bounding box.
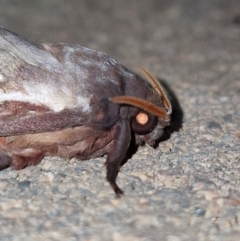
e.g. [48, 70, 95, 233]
[0, 28, 91, 136]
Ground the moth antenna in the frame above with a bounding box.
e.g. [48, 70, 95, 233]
[139, 67, 172, 114]
[111, 96, 169, 121]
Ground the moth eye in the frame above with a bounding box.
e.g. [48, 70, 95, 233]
[131, 111, 158, 135]
[136, 112, 149, 125]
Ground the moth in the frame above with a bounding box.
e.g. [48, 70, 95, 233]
[0, 27, 171, 196]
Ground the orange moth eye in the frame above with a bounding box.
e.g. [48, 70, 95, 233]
[131, 111, 158, 135]
[136, 112, 149, 125]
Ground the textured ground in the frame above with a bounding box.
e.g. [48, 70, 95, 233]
[0, 0, 240, 240]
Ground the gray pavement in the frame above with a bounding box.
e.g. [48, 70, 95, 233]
[0, 0, 240, 240]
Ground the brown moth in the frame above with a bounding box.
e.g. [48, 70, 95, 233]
[0, 27, 171, 196]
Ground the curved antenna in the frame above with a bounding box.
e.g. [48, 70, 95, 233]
[111, 96, 169, 121]
[139, 67, 172, 114]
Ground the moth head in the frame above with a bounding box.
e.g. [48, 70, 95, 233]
[111, 67, 172, 147]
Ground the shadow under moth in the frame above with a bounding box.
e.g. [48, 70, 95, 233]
[0, 27, 171, 196]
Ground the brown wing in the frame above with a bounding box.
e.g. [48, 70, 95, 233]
[0, 101, 91, 136]
[0, 28, 93, 136]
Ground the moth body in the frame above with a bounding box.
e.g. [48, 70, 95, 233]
[0, 27, 172, 196]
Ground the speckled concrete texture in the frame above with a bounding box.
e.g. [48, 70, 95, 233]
[0, 0, 240, 240]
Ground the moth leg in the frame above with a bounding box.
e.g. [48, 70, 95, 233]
[105, 119, 131, 197]
[0, 151, 12, 170]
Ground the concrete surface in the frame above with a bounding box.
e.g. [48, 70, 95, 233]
[0, 0, 240, 240]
